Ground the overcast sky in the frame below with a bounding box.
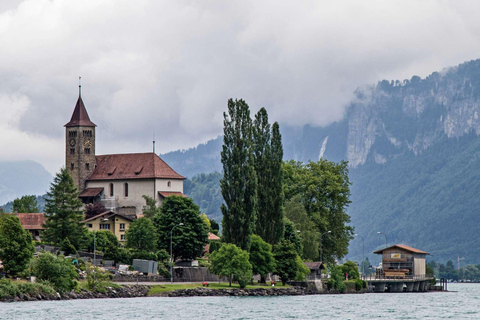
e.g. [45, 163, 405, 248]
[1, 0, 479, 174]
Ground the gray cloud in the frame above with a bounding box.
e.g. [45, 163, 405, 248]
[0, 0, 479, 173]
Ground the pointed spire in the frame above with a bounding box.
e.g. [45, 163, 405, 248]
[65, 80, 96, 127]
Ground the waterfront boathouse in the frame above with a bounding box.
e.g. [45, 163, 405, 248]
[367, 244, 432, 292]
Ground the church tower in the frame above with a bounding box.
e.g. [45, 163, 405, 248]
[65, 85, 96, 192]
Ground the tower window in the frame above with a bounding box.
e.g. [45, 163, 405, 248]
[167, 181, 171, 187]
[85, 163, 90, 170]
[70, 163, 74, 170]
[84, 148, 90, 154]
[110, 183, 114, 197]
[69, 131, 77, 138]
[124, 183, 129, 197]
[83, 130, 93, 137]
[70, 148, 75, 154]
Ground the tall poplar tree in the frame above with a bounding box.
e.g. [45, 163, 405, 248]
[43, 168, 87, 251]
[253, 108, 284, 244]
[221, 99, 257, 251]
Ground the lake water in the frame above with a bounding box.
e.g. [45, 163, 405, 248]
[1, 283, 479, 320]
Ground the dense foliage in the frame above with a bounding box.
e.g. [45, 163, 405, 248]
[220, 99, 257, 251]
[209, 243, 252, 288]
[249, 235, 276, 283]
[42, 168, 87, 252]
[253, 108, 284, 245]
[33, 252, 78, 292]
[273, 240, 304, 285]
[153, 195, 208, 260]
[125, 217, 158, 252]
[0, 213, 35, 277]
[283, 160, 353, 263]
[12, 195, 39, 213]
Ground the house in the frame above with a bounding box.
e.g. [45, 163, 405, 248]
[65, 87, 185, 218]
[15, 213, 46, 241]
[81, 210, 133, 243]
[373, 244, 429, 278]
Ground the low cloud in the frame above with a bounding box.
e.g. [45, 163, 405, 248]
[0, 0, 479, 173]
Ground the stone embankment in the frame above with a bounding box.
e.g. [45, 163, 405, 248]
[161, 287, 313, 297]
[1, 285, 149, 302]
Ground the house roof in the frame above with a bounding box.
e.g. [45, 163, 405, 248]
[64, 95, 96, 127]
[373, 244, 429, 255]
[208, 233, 220, 241]
[78, 187, 104, 198]
[81, 210, 134, 223]
[16, 213, 46, 230]
[158, 191, 186, 198]
[304, 262, 325, 270]
[87, 153, 185, 181]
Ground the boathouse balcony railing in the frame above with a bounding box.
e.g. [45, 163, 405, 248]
[361, 274, 435, 281]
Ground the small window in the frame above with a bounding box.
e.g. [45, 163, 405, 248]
[119, 223, 125, 231]
[121, 234, 125, 241]
[100, 224, 110, 230]
[110, 183, 114, 197]
[84, 148, 90, 154]
[87, 224, 92, 228]
[124, 183, 129, 197]
[85, 163, 90, 170]
[70, 163, 74, 170]
[167, 181, 171, 187]
[70, 148, 75, 154]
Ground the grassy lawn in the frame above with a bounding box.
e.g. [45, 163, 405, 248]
[148, 282, 291, 295]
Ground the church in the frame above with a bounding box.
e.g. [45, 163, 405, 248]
[65, 87, 185, 218]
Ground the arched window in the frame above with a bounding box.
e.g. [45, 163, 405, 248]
[110, 183, 114, 197]
[124, 183, 129, 197]
[167, 181, 171, 188]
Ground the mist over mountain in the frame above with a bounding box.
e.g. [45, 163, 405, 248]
[0, 160, 52, 207]
[164, 58, 480, 264]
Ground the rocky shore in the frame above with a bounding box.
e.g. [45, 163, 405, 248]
[0, 285, 149, 302]
[160, 287, 316, 297]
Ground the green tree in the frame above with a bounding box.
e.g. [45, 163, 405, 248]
[253, 108, 284, 245]
[283, 218, 303, 255]
[142, 195, 161, 219]
[273, 240, 301, 285]
[283, 160, 353, 263]
[339, 261, 360, 280]
[153, 195, 208, 260]
[0, 213, 35, 277]
[221, 99, 257, 251]
[284, 194, 320, 260]
[210, 219, 220, 235]
[209, 243, 253, 288]
[200, 213, 211, 231]
[42, 168, 87, 250]
[33, 252, 78, 292]
[86, 230, 120, 260]
[12, 195, 39, 213]
[249, 235, 276, 283]
[125, 217, 157, 252]
[327, 264, 346, 293]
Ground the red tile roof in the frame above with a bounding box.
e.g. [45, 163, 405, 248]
[88, 153, 185, 181]
[373, 244, 429, 255]
[79, 187, 104, 197]
[16, 213, 46, 230]
[65, 96, 96, 127]
[208, 233, 220, 241]
[158, 191, 186, 198]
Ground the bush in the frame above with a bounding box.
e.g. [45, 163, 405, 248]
[33, 252, 78, 293]
[86, 264, 114, 293]
[0, 278, 56, 299]
[344, 280, 356, 292]
[355, 278, 367, 291]
[327, 264, 346, 293]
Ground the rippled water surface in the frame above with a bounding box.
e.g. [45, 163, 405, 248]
[1, 283, 479, 320]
